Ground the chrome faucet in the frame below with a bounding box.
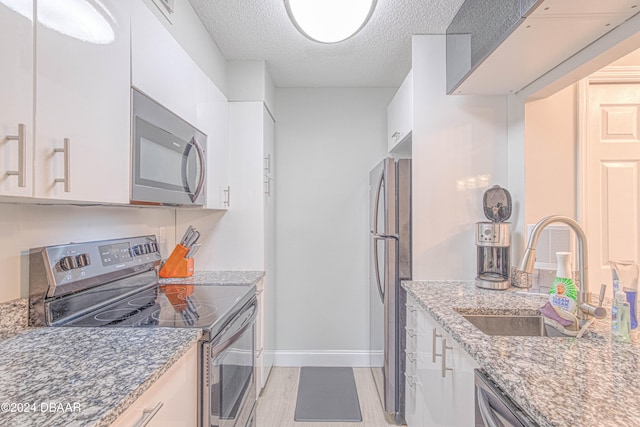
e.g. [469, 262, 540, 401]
[518, 215, 605, 321]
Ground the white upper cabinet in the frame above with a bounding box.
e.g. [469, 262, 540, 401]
[34, 0, 131, 203]
[387, 70, 413, 154]
[131, 0, 229, 209]
[0, 2, 33, 198]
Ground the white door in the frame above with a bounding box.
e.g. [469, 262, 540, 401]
[0, 2, 33, 197]
[585, 78, 640, 289]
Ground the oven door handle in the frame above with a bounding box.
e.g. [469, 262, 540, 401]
[210, 300, 258, 355]
[477, 387, 501, 427]
[189, 136, 206, 203]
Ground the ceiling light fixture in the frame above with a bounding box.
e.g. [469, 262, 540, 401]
[284, 0, 377, 44]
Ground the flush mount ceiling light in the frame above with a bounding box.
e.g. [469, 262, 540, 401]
[284, 0, 377, 44]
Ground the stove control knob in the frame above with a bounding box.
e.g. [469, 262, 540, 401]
[133, 245, 142, 256]
[59, 255, 78, 271]
[76, 253, 90, 268]
[149, 242, 158, 253]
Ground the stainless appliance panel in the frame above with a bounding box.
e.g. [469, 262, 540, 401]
[369, 158, 411, 425]
[203, 298, 257, 427]
[131, 88, 207, 206]
[474, 370, 537, 427]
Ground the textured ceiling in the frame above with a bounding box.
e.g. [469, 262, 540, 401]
[188, 0, 465, 88]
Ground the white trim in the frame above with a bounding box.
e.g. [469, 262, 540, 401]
[588, 66, 640, 84]
[577, 78, 589, 228]
[273, 350, 383, 367]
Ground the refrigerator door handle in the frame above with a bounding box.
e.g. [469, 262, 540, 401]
[371, 231, 398, 240]
[373, 239, 385, 303]
[372, 171, 386, 303]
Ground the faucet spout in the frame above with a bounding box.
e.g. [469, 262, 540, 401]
[518, 215, 590, 318]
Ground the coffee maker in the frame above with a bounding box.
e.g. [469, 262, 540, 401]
[476, 186, 511, 290]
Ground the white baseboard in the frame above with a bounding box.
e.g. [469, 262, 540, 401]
[273, 350, 384, 367]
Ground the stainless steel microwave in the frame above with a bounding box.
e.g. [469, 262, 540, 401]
[131, 88, 206, 206]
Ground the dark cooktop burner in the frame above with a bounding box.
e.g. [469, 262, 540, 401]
[94, 308, 142, 322]
[62, 282, 252, 332]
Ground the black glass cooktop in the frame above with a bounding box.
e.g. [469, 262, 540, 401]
[56, 281, 253, 333]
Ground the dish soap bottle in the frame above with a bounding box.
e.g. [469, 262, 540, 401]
[549, 252, 578, 314]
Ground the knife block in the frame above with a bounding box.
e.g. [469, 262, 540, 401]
[159, 244, 194, 278]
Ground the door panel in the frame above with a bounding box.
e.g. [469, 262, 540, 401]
[587, 83, 640, 288]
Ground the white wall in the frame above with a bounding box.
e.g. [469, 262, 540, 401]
[274, 87, 394, 366]
[412, 35, 509, 280]
[0, 204, 176, 302]
[524, 84, 577, 224]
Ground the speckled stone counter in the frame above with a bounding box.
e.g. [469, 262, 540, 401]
[0, 270, 262, 427]
[0, 327, 199, 427]
[0, 298, 27, 339]
[403, 281, 640, 427]
[159, 270, 264, 286]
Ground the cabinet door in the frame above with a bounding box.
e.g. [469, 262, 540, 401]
[0, 2, 33, 198]
[34, 0, 130, 203]
[203, 80, 230, 210]
[110, 344, 197, 427]
[387, 70, 413, 153]
[420, 309, 478, 427]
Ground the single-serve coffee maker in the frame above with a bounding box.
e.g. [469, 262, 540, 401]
[476, 186, 511, 290]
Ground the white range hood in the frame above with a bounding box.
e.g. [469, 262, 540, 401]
[446, 0, 640, 95]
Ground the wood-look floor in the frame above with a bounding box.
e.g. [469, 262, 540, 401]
[256, 367, 397, 427]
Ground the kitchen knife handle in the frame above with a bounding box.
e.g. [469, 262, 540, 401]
[4, 123, 26, 187]
[53, 138, 70, 192]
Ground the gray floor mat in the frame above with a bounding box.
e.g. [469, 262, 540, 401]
[294, 366, 363, 422]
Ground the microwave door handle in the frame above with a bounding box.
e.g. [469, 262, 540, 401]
[189, 136, 206, 203]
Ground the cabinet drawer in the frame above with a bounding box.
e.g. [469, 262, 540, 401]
[110, 344, 197, 427]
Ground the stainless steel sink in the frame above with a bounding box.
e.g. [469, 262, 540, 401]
[459, 313, 550, 337]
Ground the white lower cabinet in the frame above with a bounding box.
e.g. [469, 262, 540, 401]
[405, 295, 479, 427]
[110, 344, 197, 427]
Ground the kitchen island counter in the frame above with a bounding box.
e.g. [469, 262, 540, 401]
[0, 270, 263, 427]
[403, 280, 640, 427]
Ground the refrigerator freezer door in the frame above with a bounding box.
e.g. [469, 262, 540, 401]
[369, 158, 401, 424]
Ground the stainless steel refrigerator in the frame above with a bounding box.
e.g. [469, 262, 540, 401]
[369, 158, 411, 425]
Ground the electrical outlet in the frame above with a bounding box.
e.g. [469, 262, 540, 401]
[157, 227, 166, 244]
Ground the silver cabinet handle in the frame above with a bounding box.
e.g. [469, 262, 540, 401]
[53, 138, 70, 192]
[264, 175, 271, 197]
[138, 401, 163, 427]
[405, 327, 420, 338]
[432, 327, 442, 363]
[404, 372, 420, 387]
[406, 351, 418, 363]
[441, 338, 453, 378]
[264, 154, 271, 174]
[4, 123, 26, 187]
[391, 131, 400, 140]
[224, 185, 230, 207]
[407, 304, 418, 313]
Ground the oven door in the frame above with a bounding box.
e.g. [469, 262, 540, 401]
[202, 298, 257, 427]
[131, 88, 206, 206]
[474, 370, 537, 427]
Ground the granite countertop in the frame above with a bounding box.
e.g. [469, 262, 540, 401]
[159, 270, 264, 286]
[403, 281, 640, 427]
[0, 270, 263, 427]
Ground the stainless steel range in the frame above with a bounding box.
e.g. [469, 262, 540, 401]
[28, 235, 257, 427]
